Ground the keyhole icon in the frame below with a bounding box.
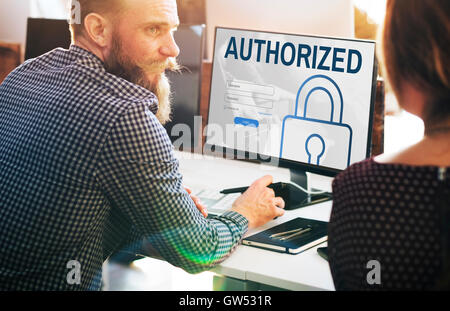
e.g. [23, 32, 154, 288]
[305, 134, 325, 165]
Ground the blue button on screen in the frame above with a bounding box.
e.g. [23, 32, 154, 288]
[234, 117, 259, 128]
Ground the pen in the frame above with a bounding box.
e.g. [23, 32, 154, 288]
[220, 186, 249, 194]
[279, 228, 312, 241]
[270, 228, 303, 238]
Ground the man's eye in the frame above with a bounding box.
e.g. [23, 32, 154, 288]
[148, 27, 159, 35]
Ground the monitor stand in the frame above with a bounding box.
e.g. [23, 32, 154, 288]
[275, 168, 332, 210]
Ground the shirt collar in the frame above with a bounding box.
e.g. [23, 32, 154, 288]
[69, 44, 105, 66]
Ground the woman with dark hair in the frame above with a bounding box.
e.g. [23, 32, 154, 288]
[328, 0, 450, 290]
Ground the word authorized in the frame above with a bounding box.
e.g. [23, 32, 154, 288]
[224, 36, 362, 74]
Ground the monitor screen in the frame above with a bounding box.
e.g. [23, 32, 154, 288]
[205, 27, 377, 176]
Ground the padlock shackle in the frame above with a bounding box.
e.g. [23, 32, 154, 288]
[294, 74, 344, 124]
[303, 87, 334, 123]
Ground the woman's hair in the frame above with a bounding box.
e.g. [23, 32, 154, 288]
[379, 0, 450, 124]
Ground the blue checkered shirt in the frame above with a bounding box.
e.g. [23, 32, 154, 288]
[0, 45, 248, 290]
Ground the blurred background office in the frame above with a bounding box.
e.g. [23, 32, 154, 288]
[0, 0, 424, 290]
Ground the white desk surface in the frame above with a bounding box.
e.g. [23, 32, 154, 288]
[175, 150, 335, 291]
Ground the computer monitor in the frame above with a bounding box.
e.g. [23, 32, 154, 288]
[25, 18, 71, 60]
[164, 24, 205, 151]
[205, 27, 377, 205]
[205, 0, 355, 60]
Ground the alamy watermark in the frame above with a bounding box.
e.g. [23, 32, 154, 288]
[171, 116, 280, 171]
[366, 260, 381, 285]
[67, 260, 81, 285]
[67, 0, 81, 25]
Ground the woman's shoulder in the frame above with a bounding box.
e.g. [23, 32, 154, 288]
[333, 156, 447, 191]
[333, 157, 379, 185]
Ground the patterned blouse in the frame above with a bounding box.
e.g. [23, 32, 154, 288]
[328, 157, 449, 290]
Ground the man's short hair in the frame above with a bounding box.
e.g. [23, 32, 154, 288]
[69, 0, 122, 40]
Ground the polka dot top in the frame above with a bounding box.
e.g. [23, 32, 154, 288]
[328, 157, 450, 290]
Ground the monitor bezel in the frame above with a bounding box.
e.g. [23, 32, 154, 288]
[204, 26, 378, 178]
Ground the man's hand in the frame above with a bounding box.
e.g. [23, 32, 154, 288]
[231, 175, 285, 228]
[184, 186, 208, 217]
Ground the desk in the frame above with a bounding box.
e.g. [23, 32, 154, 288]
[175, 150, 335, 291]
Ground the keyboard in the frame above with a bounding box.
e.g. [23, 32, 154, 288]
[193, 189, 242, 215]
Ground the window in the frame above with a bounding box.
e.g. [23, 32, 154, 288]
[30, 0, 68, 19]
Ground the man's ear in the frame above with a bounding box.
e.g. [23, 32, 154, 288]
[83, 13, 112, 47]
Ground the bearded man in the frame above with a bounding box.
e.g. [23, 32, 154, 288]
[0, 0, 284, 290]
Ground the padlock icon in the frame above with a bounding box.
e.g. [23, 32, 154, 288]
[279, 74, 353, 170]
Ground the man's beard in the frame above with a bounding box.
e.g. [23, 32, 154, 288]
[103, 37, 179, 125]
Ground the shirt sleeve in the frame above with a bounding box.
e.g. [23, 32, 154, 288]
[95, 103, 248, 273]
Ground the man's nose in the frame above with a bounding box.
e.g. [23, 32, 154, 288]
[160, 33, 180, 58]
